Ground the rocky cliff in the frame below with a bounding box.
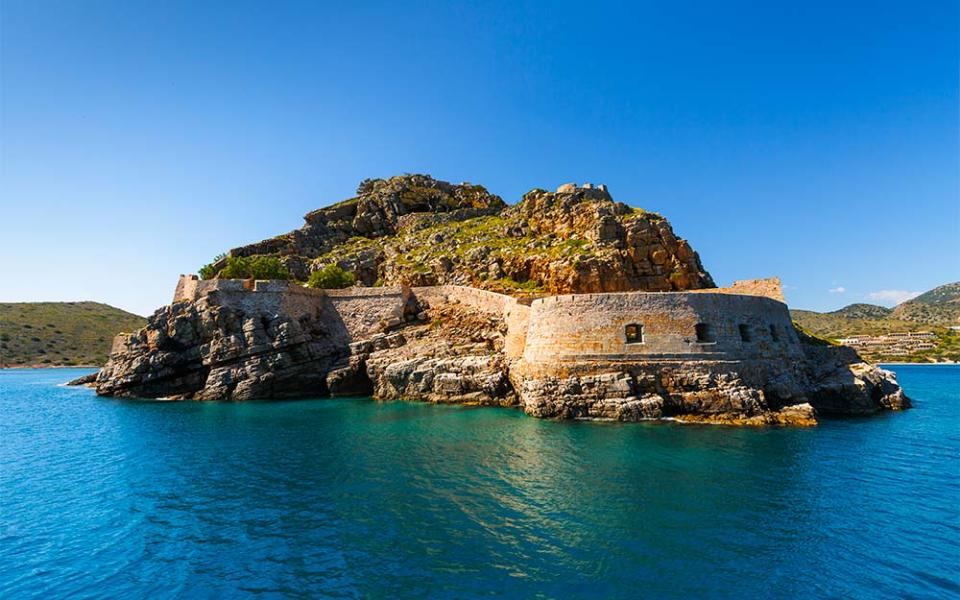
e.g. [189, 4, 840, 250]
[92, 281, 909, 426]
[90, 174, 909, 426]
[212, 174, 714, 296]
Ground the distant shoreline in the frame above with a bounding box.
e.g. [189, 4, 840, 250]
[879, 362, 957, 366]
[1, 365, 100, 370]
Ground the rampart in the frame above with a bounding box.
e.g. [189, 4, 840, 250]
[171, 275, 408, 342]
[411, 285, 531, 358]
[521, 291, 803, 364]
[169, 276, 798, 365]
[691, 277, 785, 302]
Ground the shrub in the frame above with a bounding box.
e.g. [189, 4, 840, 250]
[307, 265, 356, 289]
[218, 256, 290, 280]
[198, 253, 227, 280]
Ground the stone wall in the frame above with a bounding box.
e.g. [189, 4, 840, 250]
[170, 277, 799, 366]
[691, 277, 785, 302]
[411, 285, 531, 358]
[171, 276, 408, 343]
[521, 291, 802, 365]
[324, 286, 410, 340]
[173, 274, 200, 303]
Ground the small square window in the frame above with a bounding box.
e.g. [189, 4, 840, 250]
[739, 324, 752, 342]
[625, 323, 644, 344]
[769, 324, 780, 342]
[695, 323, 715, 343]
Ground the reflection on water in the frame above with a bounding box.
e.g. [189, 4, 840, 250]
[1, 366, 958, 598]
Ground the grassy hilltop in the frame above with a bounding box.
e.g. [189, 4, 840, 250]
[200, 174, 715, 296]
[0, 302, 146, 367]
[791, 282, 960, 363]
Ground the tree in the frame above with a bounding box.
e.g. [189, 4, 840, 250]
[307, 265, 356, 289]
[217, 256, 290, 280]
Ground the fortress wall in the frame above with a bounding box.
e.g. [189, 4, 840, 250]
[324, 286, 410, 340]
[172, 277, 410, 343]
[691, 277, 785, 302]
[412, 285, 531, 358]
[169, 277, 799, 366]
[173, 275, 200, 303]
[411, 285, 514, 315]
[522, 291, 802, 364]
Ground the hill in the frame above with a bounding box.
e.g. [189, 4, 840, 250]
[830, 303, 893, 319]
[891, 282, 960, 326]
[0, 302, 146, 367]
[791, 282, 960, 363]
[200, 174, 715, 296]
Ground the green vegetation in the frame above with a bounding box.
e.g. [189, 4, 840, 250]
[495, 277, 544, 293]
[890, 283, 960, 326]
[790, 308, 918, 338]
[0, 302, 146, 367]
[791, 283, 960, 363]
[791, 321, 838, 347]
[624, 206, 663, 221]
[307, 265, 356, 289]
[199, 253, 226, 280]
[871, 330, 960, 364]
[218, 256, 290, 280]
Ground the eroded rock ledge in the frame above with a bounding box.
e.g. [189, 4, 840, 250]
[92, 278, 909, 426]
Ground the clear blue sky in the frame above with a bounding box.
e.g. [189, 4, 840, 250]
[1, 0, 957, 316]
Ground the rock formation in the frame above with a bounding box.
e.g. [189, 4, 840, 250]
[213, 175, 714, 295]
[91, 175, 910, 426]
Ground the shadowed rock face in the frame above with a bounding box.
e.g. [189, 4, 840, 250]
[96, 291, 348, 400]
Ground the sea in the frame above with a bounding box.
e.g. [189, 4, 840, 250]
[1, 365, 957, 599]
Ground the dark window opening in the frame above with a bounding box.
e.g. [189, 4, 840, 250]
[769, 324, 780, 342]
[625, 323, 644, 344]
[695, 323, 715, 343]
[738, 324, 752, 342]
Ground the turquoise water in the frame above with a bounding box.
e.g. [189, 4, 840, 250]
[1, 366, 958, 599]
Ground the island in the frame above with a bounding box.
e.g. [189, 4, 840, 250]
[90, 175, 909, 425]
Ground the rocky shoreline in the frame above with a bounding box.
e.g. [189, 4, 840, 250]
[86, 281, 909, 427]
[85, 176, 910, 425]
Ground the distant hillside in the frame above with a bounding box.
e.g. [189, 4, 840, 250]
[791, 282, 960, 363]
[891, 282, 960, 326]
[0, 302, 146, 367]
[789, 308, 914, 339]
[831, 303, 893, 319]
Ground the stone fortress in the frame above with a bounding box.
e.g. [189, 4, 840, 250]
[93, 177, 910, 425]
[168, 274, 800, 366]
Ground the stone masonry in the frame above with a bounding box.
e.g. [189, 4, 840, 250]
[95, 275, 910, 425]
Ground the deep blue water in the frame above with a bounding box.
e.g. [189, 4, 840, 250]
[1, 366, 958, 599]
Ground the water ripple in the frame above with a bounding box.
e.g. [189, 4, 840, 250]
[0, 366, 957, 599]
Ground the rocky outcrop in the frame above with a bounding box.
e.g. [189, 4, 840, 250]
[207, 175, 714, 295]
[511, 353, 906, 427]
[94, 279, 909, 426]
[222, 175, 506, 279]
[92, 173, 909, 425]
[95, 287, 348, 400]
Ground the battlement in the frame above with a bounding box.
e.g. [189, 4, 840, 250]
[691, 277, 785, 302]
[522, 287, 802, 369]
[173, 274, 330, 303]
[169, 274, 796, 366]
[555, 182, 609, 194]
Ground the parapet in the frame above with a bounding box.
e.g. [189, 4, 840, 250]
[173, 274, 200, 303]
[695, 277, 784, 302]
